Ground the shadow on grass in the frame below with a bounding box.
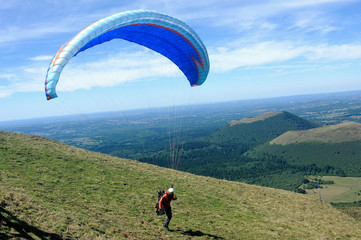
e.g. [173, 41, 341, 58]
[172, 228, 224, 239]
[0, 207, 62, 240]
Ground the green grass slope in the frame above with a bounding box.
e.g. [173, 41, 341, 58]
[1, 131, 361, 239]
[270, 122, 361, 145]
[204, 111, 320, 146]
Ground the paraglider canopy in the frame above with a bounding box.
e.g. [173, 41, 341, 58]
[45, 10, 210, 100]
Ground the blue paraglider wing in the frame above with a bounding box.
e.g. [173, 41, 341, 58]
[45, 10, 209, 100]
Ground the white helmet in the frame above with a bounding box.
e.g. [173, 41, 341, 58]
[168, 188, 174, 193]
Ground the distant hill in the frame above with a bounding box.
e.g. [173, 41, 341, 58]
[246, 122, 361, 176]
[0, 130, 360, 239]
[203, 111, 320, 147]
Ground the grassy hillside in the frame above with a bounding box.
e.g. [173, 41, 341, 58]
[270, 122, 361, 145]
[1, 131, 361, 239]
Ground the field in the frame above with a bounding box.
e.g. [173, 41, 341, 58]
[306, 176, 361, 203]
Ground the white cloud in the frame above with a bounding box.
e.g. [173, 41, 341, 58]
[0, 23, 75, 47]
[210, 42, 303, 71]
[306, 44, 361, 60]
[0, 89, 12, 98]
[0, 73, 15, 80]
[29, 55, 53, 61]
[0, 65, 45, 96]
[210, 41, 361, 72]
[0, 4, 106, 47]
[173, 0, 350, 28]
[289, 9, 338, 34]
[282, 0, 354, 8]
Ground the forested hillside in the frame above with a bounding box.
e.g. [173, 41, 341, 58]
[139, 112, 361, 193]
[246, 122, 361, 176]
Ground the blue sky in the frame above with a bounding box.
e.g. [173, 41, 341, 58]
[1, 0, 361, 121]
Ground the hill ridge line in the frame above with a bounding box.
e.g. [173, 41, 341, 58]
[270, 121, 361, 145]
[229, 112, 282, 126]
